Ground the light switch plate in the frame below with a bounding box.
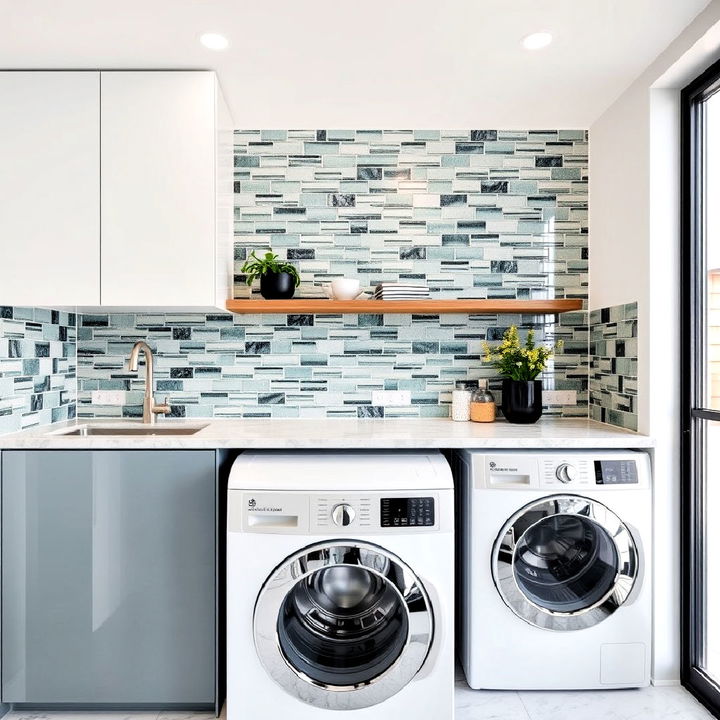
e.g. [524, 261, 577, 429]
[543, 390, 577, 406]
[371, 390, 412, 406]
[92, 390, 126, 406]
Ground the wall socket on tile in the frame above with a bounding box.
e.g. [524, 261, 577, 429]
[543, 390, 577, 406]
[92, 390, 126, 406]
[371, 390, 412, 406]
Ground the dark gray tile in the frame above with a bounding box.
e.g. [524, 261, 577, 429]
[471, 130, 497, 141]
[357, 406, 384, 418]
[328, 194, 356, 207]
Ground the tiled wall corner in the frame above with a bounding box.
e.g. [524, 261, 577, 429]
[77, 128, 589, 420]
[0, 306, 77, 434]
[589, 301, 638, 431]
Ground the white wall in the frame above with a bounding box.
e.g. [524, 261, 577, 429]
[647, 87, 682, 685]
[590, 0, 720, 684]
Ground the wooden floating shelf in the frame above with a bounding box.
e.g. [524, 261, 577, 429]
[225, 298, 583, 315]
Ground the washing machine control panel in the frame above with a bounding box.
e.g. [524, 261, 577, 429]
[235, 490, 442, 533]
[313, 493, 439, 533]
[594, 459, 639, 484]
[380, 497, 435, 527]
[479, 451, 647, 490]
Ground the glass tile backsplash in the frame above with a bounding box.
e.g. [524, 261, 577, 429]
[589, 302, 639, 431]
[77, 129, 589, 420]
[0, 306, 77, 433]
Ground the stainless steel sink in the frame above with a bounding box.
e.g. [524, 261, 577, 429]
[51, 424, 209, 437]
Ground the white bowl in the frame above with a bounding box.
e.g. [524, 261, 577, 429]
[328, 278, 362, 300]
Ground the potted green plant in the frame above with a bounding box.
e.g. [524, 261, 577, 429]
[482, 325, 561, 424]
[240, 250, 301, 300]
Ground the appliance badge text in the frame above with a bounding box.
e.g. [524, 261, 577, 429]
[489, 462, 519, 473]
[247, 498, 283, 513]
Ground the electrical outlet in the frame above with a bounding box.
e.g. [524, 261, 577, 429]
[371, 390, 412, 406]
[92, 390, 126, 406]
[543, 390, 577, 406]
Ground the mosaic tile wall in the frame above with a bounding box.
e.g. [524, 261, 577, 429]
[232, 129, 588, 300]
[0, 306, 77, 434]
[589, 302, 638, 431]
[77, 129, 589, 420]
[76, 310, 587, 419]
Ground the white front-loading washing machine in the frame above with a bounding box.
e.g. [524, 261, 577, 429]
[227, 451, 454, 719]
[452, 449, 652, 690]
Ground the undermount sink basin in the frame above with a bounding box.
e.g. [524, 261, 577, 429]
[51, 424, 209, 437]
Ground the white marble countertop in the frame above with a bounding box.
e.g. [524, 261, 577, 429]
[0, 417, 653, 450]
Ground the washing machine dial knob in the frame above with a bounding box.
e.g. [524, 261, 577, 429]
[555, 463, 577, 484]
[331, 503, 356, 527]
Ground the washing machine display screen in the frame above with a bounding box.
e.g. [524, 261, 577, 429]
[594, 460, 638, 484]
[381, 497, 434, 527]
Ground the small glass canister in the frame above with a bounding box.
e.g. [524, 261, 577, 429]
[451, 381, 472, 422]
[470, 380, 496, 423]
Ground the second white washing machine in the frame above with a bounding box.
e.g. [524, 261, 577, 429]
[452, 449, 652, 690]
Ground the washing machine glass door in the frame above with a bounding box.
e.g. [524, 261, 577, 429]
[253, 541, 433, 710]
[493, 495, 639, 631]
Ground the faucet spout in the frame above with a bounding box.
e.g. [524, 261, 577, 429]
[128, 341, 170, 424]
[128, 340, 151, 373]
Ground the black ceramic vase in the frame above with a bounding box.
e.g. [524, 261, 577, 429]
[501, 379, 543, 424]
[260, 271, 296, 300]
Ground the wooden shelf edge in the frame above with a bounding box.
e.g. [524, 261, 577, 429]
[225, 298, 584, 315]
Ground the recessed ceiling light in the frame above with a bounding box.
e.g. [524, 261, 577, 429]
[522, 32, 553, 50]
[200, 33, 229, 51]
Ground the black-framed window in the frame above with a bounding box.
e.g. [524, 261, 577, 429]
[682, 55, 720, 718]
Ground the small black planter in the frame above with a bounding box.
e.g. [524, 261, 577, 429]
[501, 379, 543, 424]
[260, 271, 296, 300]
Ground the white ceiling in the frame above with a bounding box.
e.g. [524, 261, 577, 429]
[0, 0, 712, 128]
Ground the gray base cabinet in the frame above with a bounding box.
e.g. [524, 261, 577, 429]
[1, 450, 216, 705]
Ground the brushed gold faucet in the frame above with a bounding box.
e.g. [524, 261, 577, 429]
[128, 341, 171, 424]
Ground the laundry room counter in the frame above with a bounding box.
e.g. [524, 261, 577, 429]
[0, 417, 653, 450]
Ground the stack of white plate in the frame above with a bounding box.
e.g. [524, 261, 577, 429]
[373, 283, 430, 300]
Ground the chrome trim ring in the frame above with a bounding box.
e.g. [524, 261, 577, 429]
[492, 495, 639, 631]
[253, 541, 434, 710]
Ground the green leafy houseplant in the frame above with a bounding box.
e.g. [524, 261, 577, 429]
[482, 325, 560, 380]
[240, 250, 300, 287]
[240, 250, 301, 300]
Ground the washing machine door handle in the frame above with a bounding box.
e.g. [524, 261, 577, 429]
[252, 540, 434, 711]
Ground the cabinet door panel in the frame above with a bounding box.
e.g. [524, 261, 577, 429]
[0, 72, 100, 306]
[100, 72, 216, 307]
[1, 450, 215, 704]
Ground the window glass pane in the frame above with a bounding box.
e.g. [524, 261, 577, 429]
[704, 421, 720, 680]
[705, 92, 720, 409]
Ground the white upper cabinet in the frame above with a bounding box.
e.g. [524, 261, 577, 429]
[100, 71, 233, 309]
[0, 70, 233, 310]
[0, 72, 101, 306]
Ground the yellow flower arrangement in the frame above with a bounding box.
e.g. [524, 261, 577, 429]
[482, 325, 562, 381]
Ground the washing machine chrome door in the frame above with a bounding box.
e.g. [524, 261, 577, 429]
[253, 540, 434, 710]
[492, 495, 639, 631]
